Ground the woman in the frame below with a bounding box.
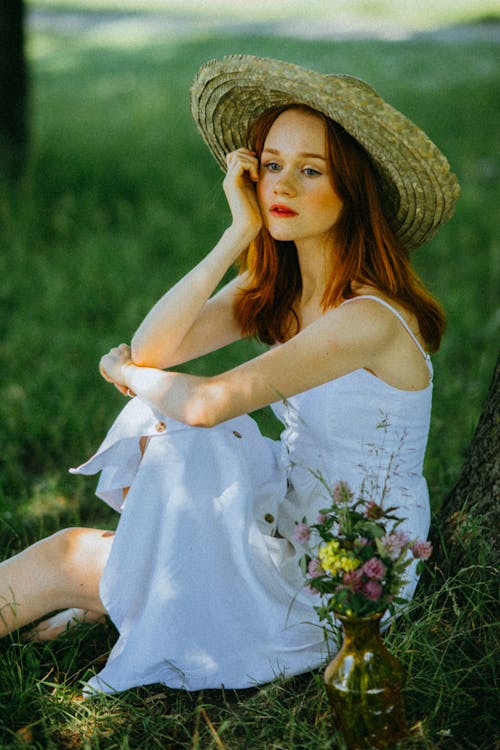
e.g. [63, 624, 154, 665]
[0, 56, 459, 694]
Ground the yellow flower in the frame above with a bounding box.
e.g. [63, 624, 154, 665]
[318, 541, 361, 576]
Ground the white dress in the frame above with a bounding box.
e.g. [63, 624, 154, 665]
[71, 296, 433, 695]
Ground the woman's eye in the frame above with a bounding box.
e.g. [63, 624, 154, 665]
[264, 162, 281, 172]
[303, 167, 321, 177]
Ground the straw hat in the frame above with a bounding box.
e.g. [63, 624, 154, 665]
[190, 55, 460, 251]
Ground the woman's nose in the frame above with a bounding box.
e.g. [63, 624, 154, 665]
[273, 171, 296, 196]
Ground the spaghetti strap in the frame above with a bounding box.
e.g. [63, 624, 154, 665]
[341, 294, 432, 370]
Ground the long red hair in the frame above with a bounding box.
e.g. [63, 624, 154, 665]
[234, 105, 446, 351]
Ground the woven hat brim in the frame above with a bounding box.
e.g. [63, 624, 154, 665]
[191, 55, 460, 251]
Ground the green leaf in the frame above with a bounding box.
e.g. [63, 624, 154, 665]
[298, 553, 311, 576]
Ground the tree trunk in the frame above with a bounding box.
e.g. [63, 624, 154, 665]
[430, 351, 499, 571]
[0, 0, 28, 179]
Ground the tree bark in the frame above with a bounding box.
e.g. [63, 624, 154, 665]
[0, 0, 28, 179]
[430, 351, 499, 571]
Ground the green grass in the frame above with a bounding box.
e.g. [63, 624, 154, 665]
[0, 15, 499, 750]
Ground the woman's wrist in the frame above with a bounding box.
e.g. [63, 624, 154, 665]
[223, 224, 258, 253]
[122, 362, 138, 391]
[119, 363, 211, 426]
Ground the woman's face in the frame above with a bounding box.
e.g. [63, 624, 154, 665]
[257, 108, 343, 247]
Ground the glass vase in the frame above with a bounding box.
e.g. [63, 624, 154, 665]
[324, 612, 407, 749]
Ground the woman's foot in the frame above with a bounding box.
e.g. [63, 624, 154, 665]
[25, 608, 106, 642]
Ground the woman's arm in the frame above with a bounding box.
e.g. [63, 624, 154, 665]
[131, 149, 262, 369]
[101, 298, 423, 427]
[131, 229, 247, 368]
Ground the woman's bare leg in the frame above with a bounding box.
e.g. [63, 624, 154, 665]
[18, 438, 149, 640]
[0, 527, 114, 638]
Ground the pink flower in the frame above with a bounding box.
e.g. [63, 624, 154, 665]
[332, 481, 354, 504]
[362, 581, 383, 601]
[316, 513, 328, 524]
[293, 522, 311, 544]
[381, 530, 410, 560]
[342, 568, 364, 592]
[411, 540, 432, 560]
[362, 557, 387, 581]
[307, 559, 323, 578]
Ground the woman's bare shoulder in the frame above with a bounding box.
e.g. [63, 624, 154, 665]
[347, 285, 425, 345]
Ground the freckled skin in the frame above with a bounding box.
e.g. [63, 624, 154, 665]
[257, 109, 343, 248]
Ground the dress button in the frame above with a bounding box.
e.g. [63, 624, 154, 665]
[264, 513, 275, 524]
[155, 421, 167, 433]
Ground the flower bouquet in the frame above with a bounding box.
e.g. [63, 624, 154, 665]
[295, 480, 432, 621]
[294, 480, 433, 748]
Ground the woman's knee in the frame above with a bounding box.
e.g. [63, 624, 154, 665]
[49, 527, 113, 597]
[49, 527, 88, 567]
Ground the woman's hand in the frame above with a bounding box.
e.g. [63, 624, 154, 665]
[223, 148, 263, 245]
[100, 343, 135, 396]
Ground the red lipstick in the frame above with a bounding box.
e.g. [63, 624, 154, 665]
[270, 204, 298, 217]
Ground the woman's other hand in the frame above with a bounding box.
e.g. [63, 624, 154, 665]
[100, 343, 134, 396]
[223, 149, 262, 245]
